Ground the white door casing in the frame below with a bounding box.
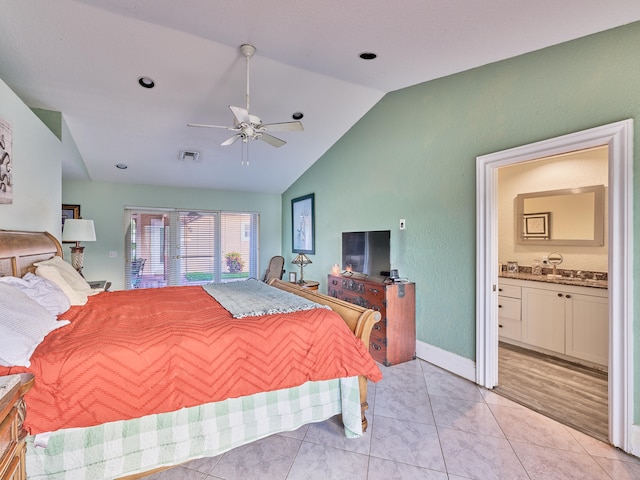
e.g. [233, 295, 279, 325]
[475, 120, 634, 452]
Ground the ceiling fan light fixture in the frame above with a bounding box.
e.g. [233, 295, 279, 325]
[138, 76, 155, 88]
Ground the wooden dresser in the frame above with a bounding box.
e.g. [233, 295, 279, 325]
[0, 374, 33, 480]
[327, 274, 416, 366]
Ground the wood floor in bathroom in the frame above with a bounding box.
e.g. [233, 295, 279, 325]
[494, 342, 608, 443]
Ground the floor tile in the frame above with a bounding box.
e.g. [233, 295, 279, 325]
[373, 382, 434, 425]
[438, 427, 528, 480]
[510, 440, 611, 480]
[366, 456, 448, 480]
[210, 434, 300, 480]
[142, 466, 209, 480]
[489, 403, 585, 453]
[421, 362, 484, 402]
[593, 456, 640, 479]
[304, 414, 372, 455]
[369, 414, 446, 472]
[286, 441, 369, 480]
[430, 395, 504, 438]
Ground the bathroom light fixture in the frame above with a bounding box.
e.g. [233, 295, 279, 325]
[291, 253, 312, 284]
[61, 219, 96, 276]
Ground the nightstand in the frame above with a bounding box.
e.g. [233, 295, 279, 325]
[296, 280, 319, 291]
[89, 280, 111, 292]
[0, 373, 34, 480]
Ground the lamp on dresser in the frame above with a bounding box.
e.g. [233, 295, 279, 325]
[291, 253, 312, 284]
[61, 218, 96, 276]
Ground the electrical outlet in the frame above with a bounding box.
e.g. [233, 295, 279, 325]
[399, 219, 406, 230]
[542, 255, 549, 265]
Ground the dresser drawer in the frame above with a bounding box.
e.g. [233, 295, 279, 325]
[498, 296, 521, 321]
[0, 407, 18, 478]
[498, 284, 521, 299]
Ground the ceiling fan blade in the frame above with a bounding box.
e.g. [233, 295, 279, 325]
[229, 105, 251, 124]
[259, 133, 286, 148]
[187, 123, 233, 129]
[221, 134, 242, 146]
[262, 121, 304, 132]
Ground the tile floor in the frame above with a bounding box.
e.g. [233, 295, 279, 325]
[143, 359, 640, 480]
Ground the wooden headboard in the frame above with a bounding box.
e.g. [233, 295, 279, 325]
[0, 230, 62, 277]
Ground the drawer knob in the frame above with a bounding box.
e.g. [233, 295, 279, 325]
[373, 324, 381, 330]
[557, 293, 563, 297]
[499, 324, 503, 328]
[498, 304, 502, 308]
[565, 294, 571, 299]
[371, 343, 381, 351]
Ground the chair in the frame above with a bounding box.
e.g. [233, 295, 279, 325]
[262, 256, 285, 283]
[131, 258, 146, 289]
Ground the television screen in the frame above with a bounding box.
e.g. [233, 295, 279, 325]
[342, 230, 391, 276]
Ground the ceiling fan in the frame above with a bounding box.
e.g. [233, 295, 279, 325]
[188, 44, 303, 162]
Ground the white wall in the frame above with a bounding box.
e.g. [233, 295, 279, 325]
[0, 79, 65, 234]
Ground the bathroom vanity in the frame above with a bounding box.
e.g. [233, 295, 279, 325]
[498, 274, 608, 368]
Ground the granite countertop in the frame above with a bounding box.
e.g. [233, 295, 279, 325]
[499, 271, 608, 289]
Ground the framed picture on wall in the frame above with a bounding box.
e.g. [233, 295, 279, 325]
[62, 204, 81, 243]
[522, 211, 550, 239]
[291, 193, 315, 254]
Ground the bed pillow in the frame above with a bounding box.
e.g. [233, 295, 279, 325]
[34, 256, 92, 295]
[35, 265, 88, 306]
[0, 283, 70, 367]
[0, 273, 71, 315]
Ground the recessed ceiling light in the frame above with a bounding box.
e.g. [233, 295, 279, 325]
[116, 163, 128, 169]
[292, 112, 304, 120]
[138, 76, 155, 88]
[359, 52, 377, 60]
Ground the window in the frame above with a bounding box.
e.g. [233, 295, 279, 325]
[124, 208, 259, 289]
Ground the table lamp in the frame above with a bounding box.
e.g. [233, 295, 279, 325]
[291, 253, 312, 284]
[62, 218, 96, 276]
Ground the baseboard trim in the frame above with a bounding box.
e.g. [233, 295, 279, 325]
[415, 340, 476, 383]
[630, 424, 640, 457]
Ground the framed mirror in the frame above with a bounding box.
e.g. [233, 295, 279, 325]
[515, 184, 605, 246]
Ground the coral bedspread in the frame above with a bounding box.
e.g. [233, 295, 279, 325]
[1, 286, 382, 435]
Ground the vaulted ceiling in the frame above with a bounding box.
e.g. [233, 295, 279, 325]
[1, 1, 639, 193]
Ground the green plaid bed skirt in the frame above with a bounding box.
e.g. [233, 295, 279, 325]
[26, 377, 362, 480]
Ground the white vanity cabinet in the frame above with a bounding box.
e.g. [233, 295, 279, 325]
[497, 283, 522, 341]
[499, 278, 608, 367]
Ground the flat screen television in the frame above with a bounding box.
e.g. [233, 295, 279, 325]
[342, 230, 391, 276]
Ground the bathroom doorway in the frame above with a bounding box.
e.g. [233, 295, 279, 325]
[493, 146, 609, 441]
[475, 120, 634, 452]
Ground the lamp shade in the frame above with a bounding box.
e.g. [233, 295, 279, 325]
[62, 219, 96, 242]
[291, 253, 312, 267]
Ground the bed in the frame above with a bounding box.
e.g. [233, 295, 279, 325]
[0, 229, 382, 479]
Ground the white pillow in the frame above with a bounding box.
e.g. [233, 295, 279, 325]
[34, 256, 92, 295]
[35, 265, 88, 306]
[0, 273, 71, 315]
[0, 283, 70, 367]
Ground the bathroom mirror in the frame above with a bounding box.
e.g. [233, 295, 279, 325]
[515, 184, 605, 246]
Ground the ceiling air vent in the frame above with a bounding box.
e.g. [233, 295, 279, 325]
[179, 150, 200, 162]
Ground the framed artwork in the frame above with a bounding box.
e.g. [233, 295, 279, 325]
[289, 272, 297, 283]
[62, 204, 81, 242]
[0, 117, 13, 204]
[291, 193, 315, 254]
[522, 212, 550, 239]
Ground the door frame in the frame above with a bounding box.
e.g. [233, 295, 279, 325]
[475, 119, 634, 451]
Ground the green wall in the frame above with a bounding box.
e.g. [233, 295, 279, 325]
[62, 180, 282, 291]
[283, 22, 640, 412]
